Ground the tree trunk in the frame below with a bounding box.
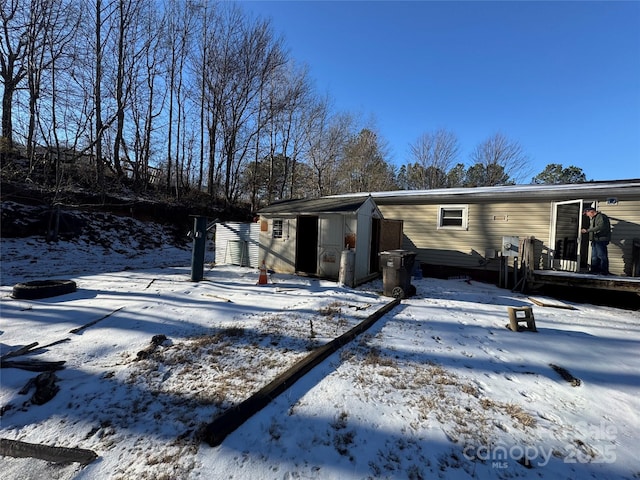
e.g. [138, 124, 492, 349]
[95, 0, 105, 198]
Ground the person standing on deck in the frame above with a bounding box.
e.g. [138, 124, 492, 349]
[581, 207, 611, 275]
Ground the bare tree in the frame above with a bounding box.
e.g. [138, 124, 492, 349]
[38, 0, 82, 189]
[162, 0, 196, 197]
[1, 0, 30, 151]
[190, 1, 217, 192]
[243, 65, 316, 208]
[111, 0, 145, 179]
[256, 61, 312, 206]
[129, 3, 166, 189]
[408, 128, 460, 189]
[25, 0, 48, 167]
[469, 132, 532, 185]
[211, 10, 286, 204]
[1, 0, 403, 211]
[93, 0, 106, 192]
[201, 4, 244, 200]
[278, 64, 312, 200]
[18, 0, 77, 180]
[61, 0, 119, 192]
[305, 104, 352, 197]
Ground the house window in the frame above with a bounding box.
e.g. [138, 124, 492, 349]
[438, 205, 468, 230]
[272, 219, 283, 238]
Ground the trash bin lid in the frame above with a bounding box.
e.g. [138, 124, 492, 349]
[380, 249, 416, 256]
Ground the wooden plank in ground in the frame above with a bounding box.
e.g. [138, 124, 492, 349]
[528, 296, 577, 310]
[70, 306, 125, 334]
[1, 338, 71, 362]
[201, 298, 401, 447]
[0, 343, 39, 361]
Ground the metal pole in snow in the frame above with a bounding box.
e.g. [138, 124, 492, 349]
[191, 216, 207, 281]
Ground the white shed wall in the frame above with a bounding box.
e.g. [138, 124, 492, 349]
[214, 222, 260, 268]
[259, 217, 297, 273]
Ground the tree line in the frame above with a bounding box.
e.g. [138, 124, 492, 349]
[1, 0, 587, 211]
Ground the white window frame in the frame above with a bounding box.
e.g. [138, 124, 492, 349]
[272, 219, 284, 239]
[437, 205, 469, 230]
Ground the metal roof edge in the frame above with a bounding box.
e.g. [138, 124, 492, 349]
[327, 180, 640, 201]
[257, 195, 374, 215]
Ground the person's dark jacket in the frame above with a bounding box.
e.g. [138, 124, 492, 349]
[587, 212, 611, 242]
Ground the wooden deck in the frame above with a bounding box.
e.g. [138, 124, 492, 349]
[530, 270, 640, 294]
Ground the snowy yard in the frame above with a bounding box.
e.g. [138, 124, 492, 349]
[1, 232, 639, 479]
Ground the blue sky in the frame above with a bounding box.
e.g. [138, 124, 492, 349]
[241, 1, 640, 182]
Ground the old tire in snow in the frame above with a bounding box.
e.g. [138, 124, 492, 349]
[12, 280, 77, 300]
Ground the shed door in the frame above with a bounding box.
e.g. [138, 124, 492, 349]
[379, 219, 403, 251]
[295, 216, 318, 274]
[373, 219, 403, 273]
[550, 200, 584, 272]
[317, 215, 343, 279]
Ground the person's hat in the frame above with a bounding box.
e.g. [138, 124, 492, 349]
[584, 207, 596, 212]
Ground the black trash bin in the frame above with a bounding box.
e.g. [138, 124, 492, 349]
[380, 249, 417, 298]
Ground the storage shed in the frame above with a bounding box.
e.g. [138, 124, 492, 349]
[258, 196, 402, 285]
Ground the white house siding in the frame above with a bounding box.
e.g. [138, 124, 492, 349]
[379, 201, 554, 272]
[600, 199, 640, 276]
[214, 222, 261, 268]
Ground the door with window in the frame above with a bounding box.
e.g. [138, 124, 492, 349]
[550, 200, 584, 272]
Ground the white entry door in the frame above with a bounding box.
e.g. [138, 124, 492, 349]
[317, 215, 343, 279]
[550, 199, 583, 272]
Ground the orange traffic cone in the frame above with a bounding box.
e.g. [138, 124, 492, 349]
[258, 260, 268, 285]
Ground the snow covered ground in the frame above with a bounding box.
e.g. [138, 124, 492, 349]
[1, 228, 639, 480]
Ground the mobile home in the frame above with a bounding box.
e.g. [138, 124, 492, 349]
[361, 180, 640, 279]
